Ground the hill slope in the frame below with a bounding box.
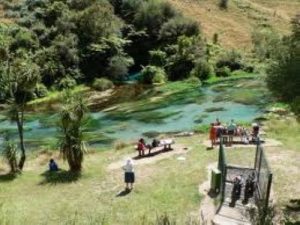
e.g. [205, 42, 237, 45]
[1, 0, 299, 49]
[168, 0, 300, 49]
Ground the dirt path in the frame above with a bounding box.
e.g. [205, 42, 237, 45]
[107, 143, 189, 171]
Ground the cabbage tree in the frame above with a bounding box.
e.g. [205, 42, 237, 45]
[59, 94, 87, 172]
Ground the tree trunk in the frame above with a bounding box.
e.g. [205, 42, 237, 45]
[16, 110, 26, 170]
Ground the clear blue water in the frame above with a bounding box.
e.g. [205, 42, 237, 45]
[0, 79, 264, 150]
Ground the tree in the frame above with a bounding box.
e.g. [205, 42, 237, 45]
[166, 35, 206, 81]
[140, 65, 166, 84]
[1, 53, 40, 170]
[266, 14, 300, 110]
[59, 94, 87, 172]
[159, 17, 200, 43]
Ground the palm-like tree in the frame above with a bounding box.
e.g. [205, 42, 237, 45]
[1, 52, 40, 171]
[59, 94, 87, 172]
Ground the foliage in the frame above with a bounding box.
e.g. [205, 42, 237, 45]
[248, 204, 276, 225]
[266, 14, 300, 114]
[216, 66, 231, 77]
[149, 50, 167, 67]
[34, 83, 48, 98]
[59, 93, 88, 172]
[57, 76, 77, 90]
[216, 49, 243, 71]
[252, 28, 281, 61]
[166, 35, 206, 81]
[92, 78, 114, 91]
[2, 136, 18, 174]
[0, 48, 40, 170]
[140, 65, 167, 84]
[159, 16, 200, 43]
[133, 0, 178, 37]
[191, 60, 212, 81]
[186, 76, 201, 85]
[219, 0, 229, 9]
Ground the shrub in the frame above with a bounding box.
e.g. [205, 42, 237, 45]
[2, 138, 18, 173]
[57, 77, 77, 90]
[92, 78, 114, 91]
[216, 50, 243, 71]
[133, 0, 178, 37]
[191, 60, 212, 81]
[159, 16, 200, 43]
[219, 0, 228, 9]
[213, 33, 219, 44]
[186, 76, 201, 85]
[216, 66, 231, 77]
[140, 65, 167, 84]
[35, 83, 48, 98]
[149, 50, 167, 67]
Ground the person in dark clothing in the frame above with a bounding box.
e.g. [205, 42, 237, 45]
[49, 159, 58, 172]
[152, 139, 160, 148]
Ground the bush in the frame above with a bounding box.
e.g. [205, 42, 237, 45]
[92, 78, 114, 91]
[2, 138, 18, 173]
[216, 66, 231, 77]
[186, 76, 201, 85]
[140, 65, 167, 84]
[159, 16, 200, 43]
[191, 60, 212, 81]
[35, 83, 48, 98]
[216, 50, 243, 71]
[149, 50, 167, 67]
[219, 0, 228, 9]
[57, 77, 77, 90]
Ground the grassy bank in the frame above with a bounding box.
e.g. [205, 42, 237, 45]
[0, 135, 215, 225]
[0, 115, 299, 224]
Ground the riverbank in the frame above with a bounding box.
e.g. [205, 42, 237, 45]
[0, 75, 269, 151]
[0, 115, 299, 224]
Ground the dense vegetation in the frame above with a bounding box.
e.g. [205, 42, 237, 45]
[0, 0, 203, 89]
[266, 14, 300, 115]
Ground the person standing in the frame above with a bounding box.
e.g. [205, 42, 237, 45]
[209, 123, 217, 148]
[123, 159, 135, 190]
[227, 119, 237, 146]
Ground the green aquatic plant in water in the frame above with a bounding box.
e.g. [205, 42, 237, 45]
[204, 107, 226, 113]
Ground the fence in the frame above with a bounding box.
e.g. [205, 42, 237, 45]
[254, 139, 273, 209]
[217, 137, 273, 209]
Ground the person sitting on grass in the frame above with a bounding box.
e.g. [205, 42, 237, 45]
[49, 159, 58, 172]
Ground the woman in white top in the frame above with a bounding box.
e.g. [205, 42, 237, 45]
[123, 159, 135, 190]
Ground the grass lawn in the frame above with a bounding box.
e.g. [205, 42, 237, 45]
[0, 116, 299, 224]
[0, 133, 256, 225]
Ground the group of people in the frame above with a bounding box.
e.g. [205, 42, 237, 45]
[137, 138, 160, 156]
[209, 118, 260, 148]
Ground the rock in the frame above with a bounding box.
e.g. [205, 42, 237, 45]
[174, 132, 194, 137]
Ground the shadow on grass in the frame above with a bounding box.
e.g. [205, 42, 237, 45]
[0, 173, 17, 183]
[116, 188, 132, 197]
[132, 148, 173, 160]
[284, 199, 300, 225]
[39, 170, 81, 185]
